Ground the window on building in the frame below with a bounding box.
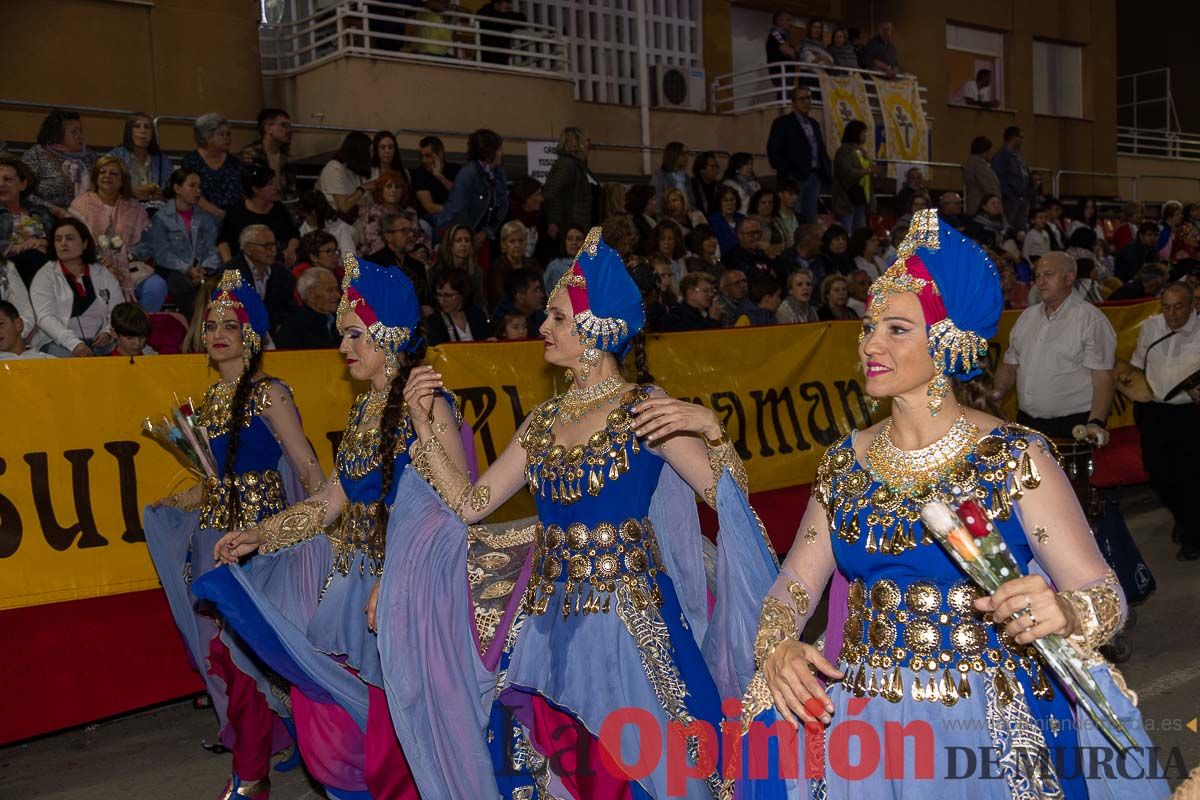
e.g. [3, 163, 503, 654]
[1033, 40, 1083, 118]
[945, 24, 1004, 110]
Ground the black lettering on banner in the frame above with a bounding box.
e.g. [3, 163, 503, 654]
[105, 441, 145, 543]
[749, 388, 806, 457]
[797, 382, 842, 446]
[24, 450, 109, 550]
[709, 392, 751, 459]
[0, 457, 23, 558]
[499, 384, 527, 430]
[458, 387, 500, 462]
[835, 380, 872, 431]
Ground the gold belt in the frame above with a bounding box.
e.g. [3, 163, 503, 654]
[838, 577, 1054, 707]
[524, 517, 665, 618]
[199, 470, 286, 532]
[327, 500, 384, 576]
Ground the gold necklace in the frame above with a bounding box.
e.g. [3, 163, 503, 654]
[865, 411, 980, 496]
[362, 387, 389, 420]
[558, 374, 627, 425]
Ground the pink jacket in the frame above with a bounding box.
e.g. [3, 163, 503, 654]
[68, 192, 149, 291]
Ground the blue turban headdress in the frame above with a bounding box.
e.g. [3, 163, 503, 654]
[336, 253, 422, 353]
[550, 227, 645, 356]
[209, 269, 269, 357]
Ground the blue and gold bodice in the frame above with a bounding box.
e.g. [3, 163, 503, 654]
[519, 384, 668, 617]
[816, 423, 1057, 706]
[195, 378, 288, 531]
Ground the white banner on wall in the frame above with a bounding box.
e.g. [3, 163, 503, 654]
[526, 140, 559, 183]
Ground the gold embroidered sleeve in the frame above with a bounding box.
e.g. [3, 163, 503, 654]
[1060, 569, 1124, 657]
[409, 435, 474, 519]
[158, 482, 203, 512]
[257, 499, 330, 554]
[752, 573, 811, 670]
[703, 438, 749, 509]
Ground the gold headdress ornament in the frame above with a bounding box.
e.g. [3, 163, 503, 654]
[209, 269, 263, 362]
[336, 251, 413, 354]
[549, 226, 633, 377]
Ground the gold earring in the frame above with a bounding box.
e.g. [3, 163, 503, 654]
[927, 373, 950, 416]
[564, 368, 574, 385]
[868, 395, 879, 415]
[579, 347, 600, 380]
[384, 350, 398, 382]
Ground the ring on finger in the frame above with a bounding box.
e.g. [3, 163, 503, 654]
[1026, 612, 1037, 629]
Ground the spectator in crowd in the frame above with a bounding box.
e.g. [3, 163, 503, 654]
[32, 217, 123, 356]
[108, 112, 174, 207]
[938, 191, 969, 230]
[218, 164, 299, 266]
[0, 155, 54, 287]
[736, 275, 783, 326]
[996, 255, 1030, 310]
[652, 142, 693, 209]
[1156, 200, 1184, 258]
[828, 27, 859, 69]
[1109, 201, 1141, 252]
[1110, 262, 1169, 301]
[894, 167, 926, 217]
[492, 268, 546, 333]
[776, 268, 819, 323]
[845, 268, 871, 316]
[1066, 197, 1101, 241]
[406, 0, 457, 58]
[367, 212, 428, 303]
[641, 255, 677, 331]
[600, 214, 639, 263]
[721, 152, 761, 215]
[687, 224, 721, 271]
[69, 156, 161, 308]
[426, 268, 491, 345]
[684, 254, 720, 282]
[435, 222, 487, 305]
[487, 219, 540, 309]
[181, 113, 242, 219]
[507, 176, 547, 261]
[298, 189, 357, 258]
[832, 120, 874, 233]
[317, 131, 374, 219]
[23, 109, 98, 214]
[817, 273, 857, 320]
[541, 127, 600, 244]
[1022, 206, 1052, 263]
[241, 108, 296, 203]
[477, 0, 526, 65]
[992, 126, 1034, 233]
[690, 151, 722, 219]
[0, 251, 35, 340]
[661, 187, 706, 237]
[222, 223, 297, 333]
[778, 223, 824, 280]
[767, 86, 830, 226]
[896, 191, 931, 231]
[1117, 281, 1200, 559]
[663, 272, 722, 331]
[775, 179, 803, 246]
[133, 167, 220, 317]
[411, 136, 460, 222]
[603, 183, 627, 219]
[0, 300, 51, 359]
[1114, 222, 1159, 282]
[439, 128, 509, 254]
[848, 227, 885, 278]
[274, 266, 341, 350]
[543, 225, 586, 292]
[359, 172, 425, 257]
[495, 311, 528, 340]
[799, 18, 833, 66]
[625, 184, 658, 249]
[994, 250, 1116, 440]
[707, 185, 743, 257]
[748, 188, 785, 257]
[647, 221, 687, 290]
[1170, 221, 1200, 266]
[109, 302, 156, 357]
[369, 130, 408, 184]
[957, 69, 999, 109]
[765, 12, 798, 103]
[811, 223, 853, 279]
[860, 20, 899, 77]
[724, 217, 780, 285]
[291, 230, 342, 284]
[963, 136, 1001, 217]
[716, 268, 755, 325]
[966, 193, 1010, 248]
[1042, 197, 1067, 250]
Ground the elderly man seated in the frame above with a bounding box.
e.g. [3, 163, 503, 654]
[274, 266, 340, 350]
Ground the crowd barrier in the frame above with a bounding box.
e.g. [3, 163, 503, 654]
[0, 301, 1157, 743]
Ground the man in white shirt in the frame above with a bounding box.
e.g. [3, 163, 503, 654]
[0, 300, 54, 359]
[1116, 282, 1200, 560]
[993, 251, 1117, 441]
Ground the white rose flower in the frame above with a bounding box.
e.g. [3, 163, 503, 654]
[110, 236, 124, 251]
[97, 234, 110, 250]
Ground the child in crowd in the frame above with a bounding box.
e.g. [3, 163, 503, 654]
[110, 302, 158, 358]
[496, 312, 528, 341]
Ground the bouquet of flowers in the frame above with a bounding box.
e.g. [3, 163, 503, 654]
[919, 498, 1137, 752]
[142, 396, 218, 480]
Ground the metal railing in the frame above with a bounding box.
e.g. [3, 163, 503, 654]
[710, 61, 929, 119]
[259, 0, 569, 79]
[1117, 126, 1200, 162]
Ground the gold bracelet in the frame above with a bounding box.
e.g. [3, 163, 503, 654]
[703, 434, 748, 508]
[409, 435, 472, 519]
[702, 427, 730, 448]
[752, 579, 810, 670]
[257, 499, 330, 554]
[1060, 570, 1123, 657]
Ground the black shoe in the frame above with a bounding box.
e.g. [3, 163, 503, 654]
[1176, 545, 1200, 561]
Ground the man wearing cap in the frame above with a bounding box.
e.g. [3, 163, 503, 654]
[1116, 281, 1200, 560]
[993, 250, 1117, 441]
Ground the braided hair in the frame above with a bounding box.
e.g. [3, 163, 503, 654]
[373, 332, 428, 534]
[223, 348, 264, 528]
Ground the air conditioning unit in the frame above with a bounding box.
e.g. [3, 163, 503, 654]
[650, 65, 707, 111]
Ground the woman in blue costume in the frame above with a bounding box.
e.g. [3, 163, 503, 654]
[376, 226, 777, 799]
[144, 270, 325, 800]
[205, 256, 467, 799]
[737, 210, 1168, 799]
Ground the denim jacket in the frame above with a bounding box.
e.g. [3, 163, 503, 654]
[437, 161, 509, 239]
[133, 200, 221, 271]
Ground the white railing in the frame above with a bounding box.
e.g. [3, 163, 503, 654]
[1117, 126, 1200, 162]
[259, 0, 569, 79]
[710, 61, 929, 120]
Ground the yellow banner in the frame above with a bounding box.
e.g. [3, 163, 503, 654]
[872, 76, 929, 173]
[815, 70, 875, 161]
[0, 302, 1158, 611]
